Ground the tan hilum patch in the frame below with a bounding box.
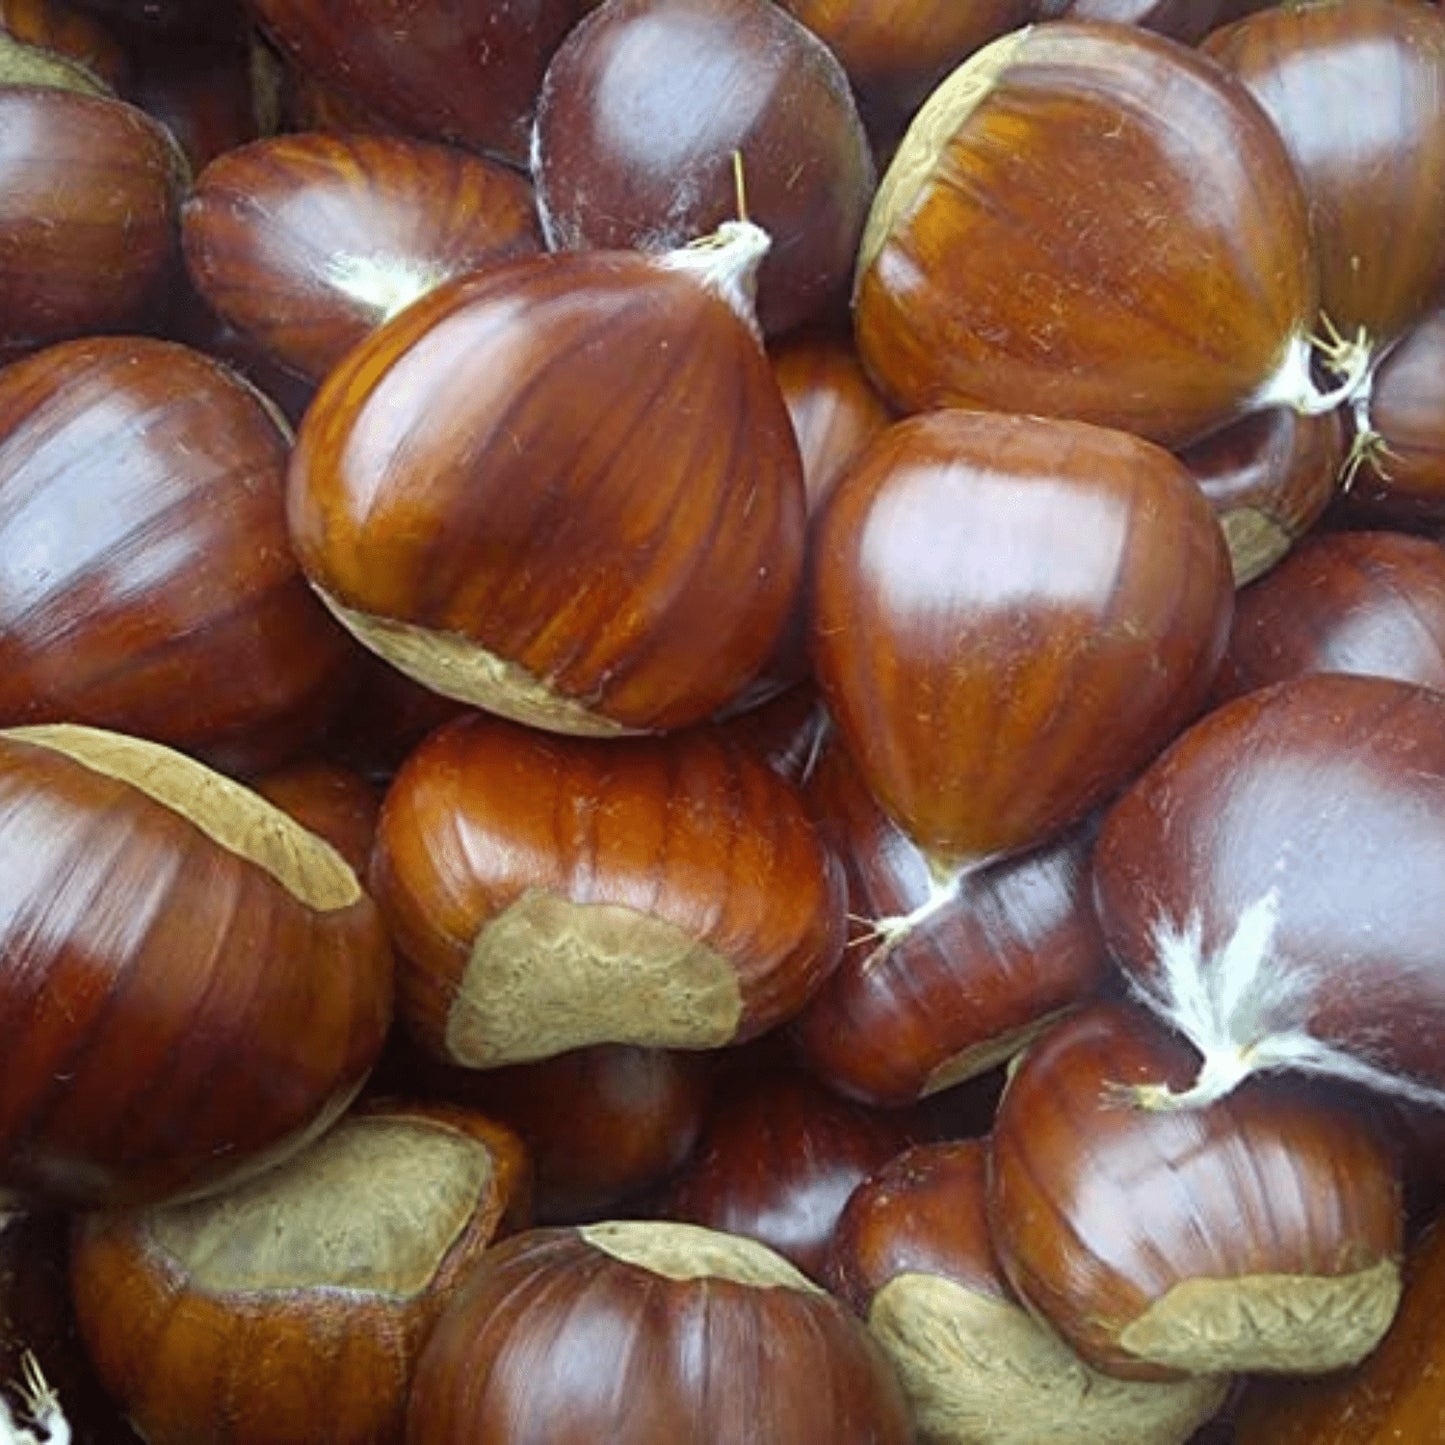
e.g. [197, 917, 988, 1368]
[581, 1221, 820, 1292]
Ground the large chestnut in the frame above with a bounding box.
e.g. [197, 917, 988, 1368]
[370, 715, 844, 1068]
[406, 1221, 914, 1443]
[989, 1002, 1404, 1380]
[70, 1100, 529, 1445]
[0, 725, 392, 1208]
[287, 229, 805, 735]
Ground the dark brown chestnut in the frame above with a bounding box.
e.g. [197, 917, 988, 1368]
[533, 0, 875, 335]
[405, 1221, 915, 1443]
[990, 1002, 1404, 1380]
[370, 715, 844, 1068]
[1038, 0, 1223, 42]
[1092, 673, 1445, 1110]
[184, 132, 542, 383]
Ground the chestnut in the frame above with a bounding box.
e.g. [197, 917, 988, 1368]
[0, 0, 127, 89]
[0, 336, 359, 774]
[370, 715, 844, 1068]
[533, 0, 875, 335]
[252, 760, 380, 877]
[0, 724, 393, 1208]
[989, 1002, 1404, 1379]
[183, 132, 542, 383]
[709, 683, 829, 786]
[854, 23, 1330, 447]
[406, 1221, 914, 1443]
[826, 1140, 1229, 1444]
[287, 231, 806, 735]
[71, 1100, 530, 1445]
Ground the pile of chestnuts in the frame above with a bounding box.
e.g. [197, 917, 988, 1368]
[1, 0, 1444, 1440]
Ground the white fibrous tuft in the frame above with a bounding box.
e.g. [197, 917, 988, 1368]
[324, 253, 454, 325]
[1122, 890, 1445, 1112]
[0, 1355, 70, 1445]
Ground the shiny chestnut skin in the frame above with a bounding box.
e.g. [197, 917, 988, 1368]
[1093, 674, 1445, 1109]
[406, 1221, 914, 1444]
[253, 760, 379, 876]
[826, 1141, 1229, 1445]
[0, 725, 393, 1209]
[533, 0, 875, 335]
[791, 741, 1108, 1107]
[1203, 0, 1445, 353]
[854, 23, 1318, 447]
[0, 0, 127, 88]
[71, 1100, 529, 1445]
[184, 132, 542, 383]
[1178, 408, 1344, 586]
[661, 1067, 911, 1278]
[1213, 531, 1445, 701]
[810, 410, 1233, 870]
[0, 337, 359, 775]
[287, 240, 805, 736]
[371, 715, 845, 1068]
[990, 1002, 1404, 1381]
[0, 85, 185, 358]
[244, 0, 584, 165]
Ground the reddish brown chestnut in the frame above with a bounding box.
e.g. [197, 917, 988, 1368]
[370, 715, 844, 1068]
[791, 740, 1108, 1107]
[406, 1221, 914, 1443]
[811, 410, 1233, 872]
[0, 725, 393, 1209]
[184, 132, 542, 383]
[0, 337, 359, 774]
[826, 1141, 1229, 1444]
[287, 230, 805, 735]
[661, 1067, 911, 1278]
[70, 1100, 530, 1445]
[1213, 531, 1445, 701]
[990, 1002, 1404, 1380]
[533, 0, 875, 335]
[854, 23, 1330, 447]
[0, 0, 126, 89]
[253, 761, 379, 877]
[1092, 673, 1445, 1109]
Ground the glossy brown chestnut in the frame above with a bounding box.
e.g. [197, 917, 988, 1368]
[990, 1002, 1404, 1380]
[810, 410, 1233, 870]
[0, 82, 185, 357]
[533, 0, 875, 335]
[1213, 531, 1445, 701]
[1093, 673, 1445, 1109]
[1203, 0, 1445, 357]
[661, 1067, 911, 1278]
[184, 132, 542, 383]
[253, 760, 379, 877]
[854, 23, 1322, 447]
[1234, 1218, 1445, 1443]
[1178, 408, 1344, 586]
[406, 1221, 914, 1443]
[390, 1041, 713, 1223]
[71, 1099, 529, 1445]
[826, 1141, 1229, 1444]
[0, 337, 359, 774]
[371, 715, 845, 1068]
[287, 234, 805, 735]
[245, 0, 583, 165]
[0, 0, 126, 88]
[0, 725, 393, 1209]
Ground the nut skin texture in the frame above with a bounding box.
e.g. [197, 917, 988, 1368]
[854, 23, 1316, 448]
[1093, 674, 1445, 1100]
[1203, 0, 1445, 351]
[287, 249, 805, 735]
[989, 1002, 1404, 1381]
[69, 1100, 531, 1445]
[1213, 531, 1445, 702]
[0, 337, 359, 775]
[791, 741, 1106, 1107]
[0, 728, 394, 1209]
[405, 1224, 915, 1444]
[370, 715, 845, 1066]
[253, 761, 380, 878]
[0, 86, 185, 359]
[243, 0, 584, 165]
[533, 0, 875, 336]
[0, 0, 128, 88]
[810, 410, 1233, 870]
[1178, 408, 1343, 588]
[184, 133, 542, 383]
